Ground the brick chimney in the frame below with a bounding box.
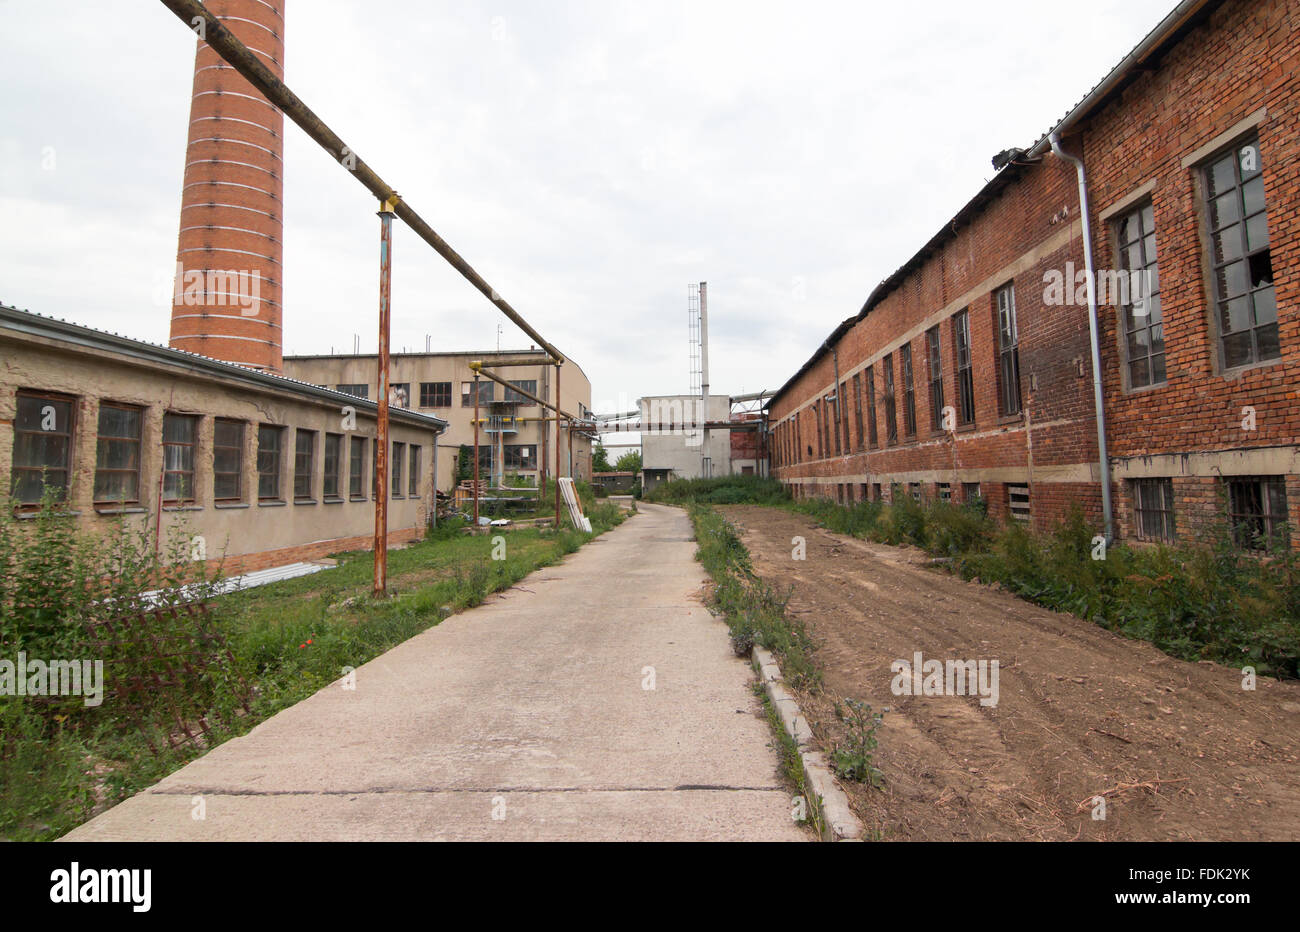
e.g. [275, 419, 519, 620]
[170, 0, 285, 373]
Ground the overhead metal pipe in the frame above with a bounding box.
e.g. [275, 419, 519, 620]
[1050, 132, 1115, 544]
[159, 0, 563, 364]
[468, 362, 585, 423]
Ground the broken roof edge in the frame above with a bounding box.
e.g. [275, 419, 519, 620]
[0, 303, 448, 433]
[768, 0, 1226, 411]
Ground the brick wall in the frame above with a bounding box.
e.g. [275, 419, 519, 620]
[771, 0, 1299, 545]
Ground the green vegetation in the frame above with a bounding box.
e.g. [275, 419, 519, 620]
[751, 680, 822, 837]
[613, 451, 642, 473]
[646, 474, 789, 506]
[689, 504, 819, 688]
[592, 443, 612, 473]
[0, 496, 627, 841]
[830, 698, 884, 787]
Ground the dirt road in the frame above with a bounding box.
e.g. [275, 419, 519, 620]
[721, 505, 1300, 841]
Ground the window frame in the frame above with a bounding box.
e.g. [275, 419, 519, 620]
[926, 325, 945, 432]
[349, 435, 367, 501]
[161, 412, 199, 505]
[1226, 476, 1288, 550]
[323, 432, 344, 502]
[418, 382, 452, 408]
[94, 401, 144, 506]
[996, 284, 1022, 417]
[391, 441, 406, 498]
[293, 428, 317, 503]
[882, 354, 898, 445]
[901, 344, 916, 438]
[954, 309, 975, 425]
[1114, 200, 1166, 390]
[257, 424, 285, 503]
[1132, 477, 1176, 542]
[1199, 133, 1278, 372]
[212, 418, 245, 504]
[12, 389, 76, 508]
[865, 365, 878, 448]
[408, 444, 420, 498]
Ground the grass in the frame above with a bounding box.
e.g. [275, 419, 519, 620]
[689, 503, 820, 689]
[0, 501, 629, 841]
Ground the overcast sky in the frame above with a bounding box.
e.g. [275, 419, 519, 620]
[2, 0, 1175, 417]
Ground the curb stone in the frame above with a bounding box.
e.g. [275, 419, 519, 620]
[752, 645, 865, 842]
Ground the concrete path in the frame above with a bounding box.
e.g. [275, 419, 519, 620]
[64, 503, 807, 841]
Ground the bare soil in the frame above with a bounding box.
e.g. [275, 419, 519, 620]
[720, 504, 1300, 841]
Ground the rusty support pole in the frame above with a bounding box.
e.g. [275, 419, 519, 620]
[554, 362, 562, 529]
[374, 201, 395, 597]
[473, 373, 481, 528]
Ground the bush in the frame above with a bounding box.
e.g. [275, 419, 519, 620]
[646, 475, 790, 506]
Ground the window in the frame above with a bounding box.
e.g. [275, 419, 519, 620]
[476, 445, 493, 475]
[954, 310, 975, 425]
[963, 481, 982, 503]
[257, 425, 283, 501]
[1202, 136, 1277, 369]
[852, 374, 864, 451]
[865, 365, 878, 447]
[12, 391, 75, 506]
[390, 383, 411, 409]
[349, 436, 366, 501]
[505, 444, 536, 470]
[908, 482, 922, 502]
[996, 285, 1022, 416]
[162, 413, 198, 504]
[324, 433, 343, 501]
[840, 383, 850, 452]
[1132, 478, 1175, 542]
[872, 482, 882, 502]
[409, 444, 420, 498]
[94, 403, 143, 505]
[462, 381, 494, 406]
[336, 384, 368, 399]
[938, 482, 952, 503]
[213, 419, 244, 502]
[504, 380, 538, 404]
[1115, 202, 1165, 388]
[927, 326, 945, 431]
[901, 345, 916, 437]
[419, 382, 452, 408]
[1007, 483, 1030, 522]
[294, 429, 316, 502]
[1226, 476, 1288, 550]
[882, 355, 897, 444]
[391, 441, 405, 497]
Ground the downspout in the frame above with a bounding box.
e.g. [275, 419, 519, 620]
[1049, 132, 1114, 543]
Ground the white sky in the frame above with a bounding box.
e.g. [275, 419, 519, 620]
[1, 0, 1176, 417]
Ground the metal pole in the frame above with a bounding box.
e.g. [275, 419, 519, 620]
[473, 373, 481, 528]
[374, 202, 394, 597]
[568, 416, 574, 479]
[554, 362, 562, 528]
[699, 281, 711, 478]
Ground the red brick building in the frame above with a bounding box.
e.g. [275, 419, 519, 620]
[769, 0, 1299, 548]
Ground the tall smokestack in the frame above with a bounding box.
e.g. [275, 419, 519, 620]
[170, 0, 286, 373]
